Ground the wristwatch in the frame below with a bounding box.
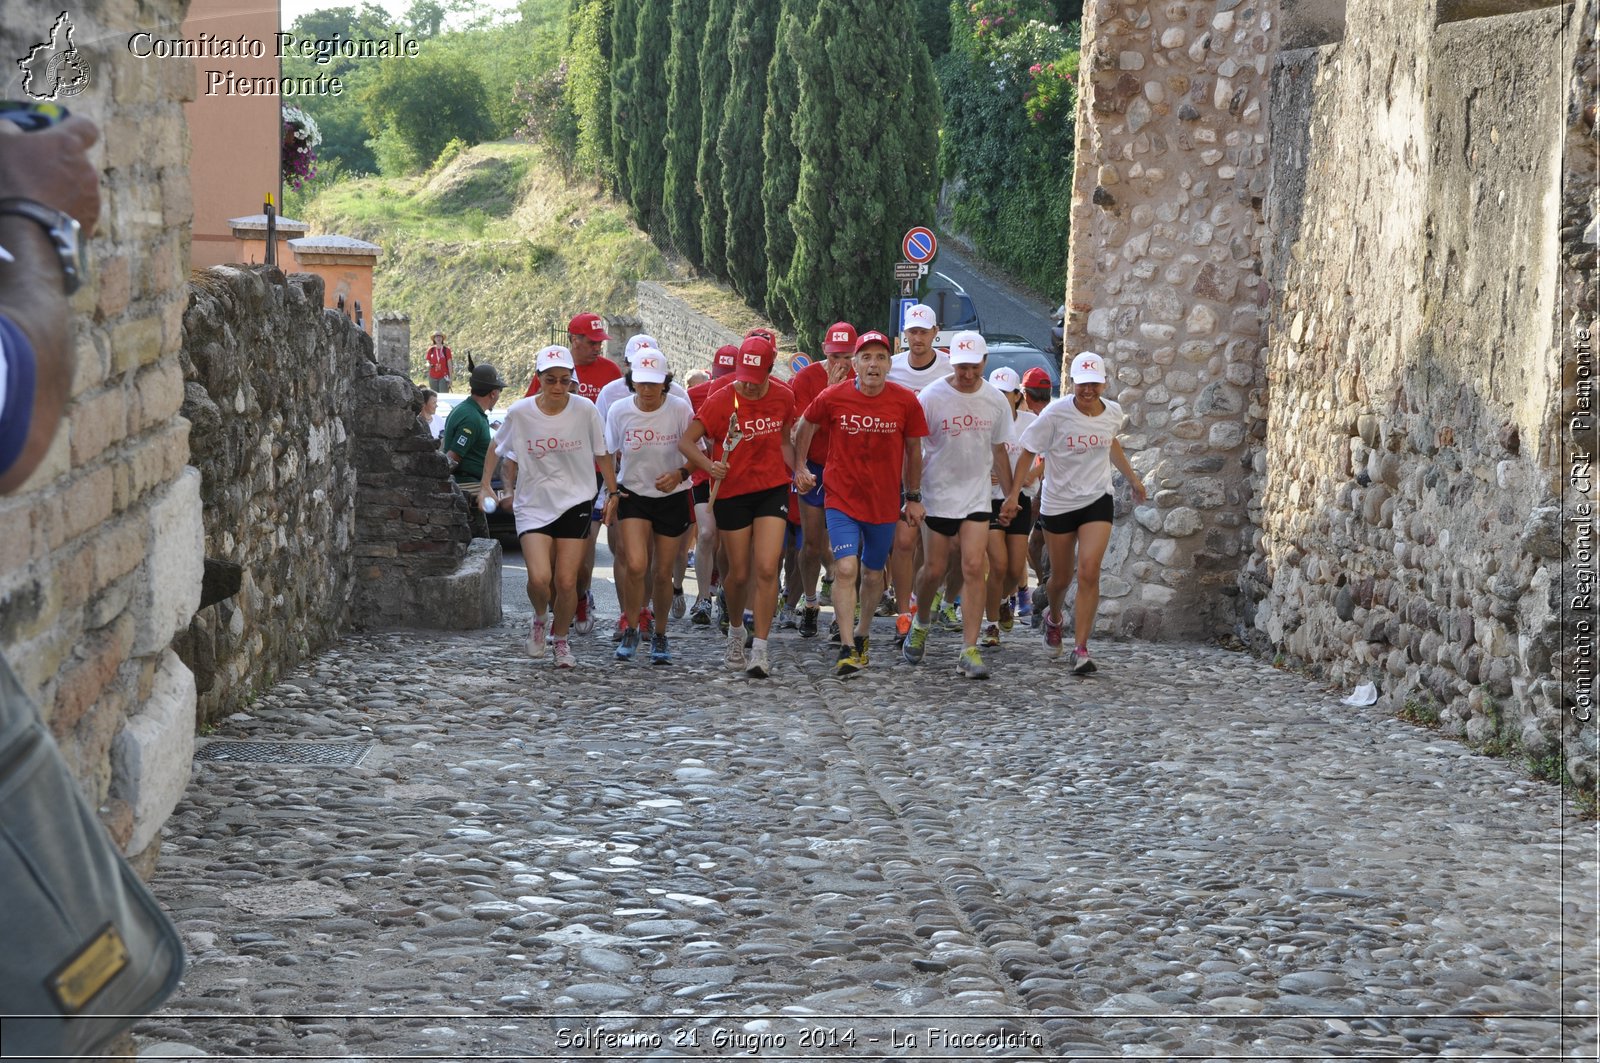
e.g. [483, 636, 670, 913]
[0, 198, 84, 295]
[904, 490, 922, 503]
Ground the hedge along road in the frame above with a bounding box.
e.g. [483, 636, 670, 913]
[931, 241, 1059, 354]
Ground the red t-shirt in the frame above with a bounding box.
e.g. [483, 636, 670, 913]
[696, 380, 795, 499]
[789, 360, 853, 466]
[525, 356, 623, 402]
[803, 381, 929, 524]
[686, 375, 737, 486]
[426, 345, 452, 380]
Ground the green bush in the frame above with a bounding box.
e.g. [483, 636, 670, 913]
[937, 1, 1079, 299]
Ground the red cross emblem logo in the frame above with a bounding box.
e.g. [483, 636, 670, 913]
[1079, 358, 1097, 373]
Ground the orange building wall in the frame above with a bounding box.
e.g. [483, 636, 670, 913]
[292, 254, 376, 333]
[185, 0, 280, 269]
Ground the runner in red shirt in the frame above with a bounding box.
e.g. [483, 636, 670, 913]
[787, 321, 857, 638]
[679, 335, 796, 679]
[794, 330, 929, 677]
[684, 343, 740, 626]
[524, 312, 622, 634]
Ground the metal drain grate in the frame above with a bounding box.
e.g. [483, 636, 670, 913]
[196, 740, 374, 767]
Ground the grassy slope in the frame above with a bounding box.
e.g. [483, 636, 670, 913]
[298, 141, 679, 390]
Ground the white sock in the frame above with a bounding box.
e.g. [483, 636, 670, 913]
[752, 637, 767, 655]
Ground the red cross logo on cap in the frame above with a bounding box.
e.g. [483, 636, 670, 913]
[1079, 357, 1097, 371]
[743, 353, 761, 366]
[831, 331, 848, 343]
[959, 339, 974, 351]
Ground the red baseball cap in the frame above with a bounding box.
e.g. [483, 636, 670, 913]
[854, 330, 892, 353]
[1021, 367, 1053, 390]
[711, 344, 739, 379]
[733, 336, 775, 383]
[822, 321, 857, 354]
[745, 326, 779, 346]
[567, 312, 612, 341]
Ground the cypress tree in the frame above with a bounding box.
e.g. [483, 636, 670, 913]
[695, 0, 735, 279]
[662, 0, 708, 265]
[785, 0, 940, 350]
[717, 1, 777, 304]
[608, 0, 639, 206]
[566, 0, 615, 185]
[761, 0, 816, 329]
[618, 0, 670, 234]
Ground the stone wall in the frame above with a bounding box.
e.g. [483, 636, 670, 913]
[637, 281, 745, 379]
[1064, 0, 1276, 640]
[1245, 0, 1595, 777]
[178, 268, 360, 726]
[0, 0, 202, 865]
[178, 266, 499, 728]
[376, 311, 411, 376]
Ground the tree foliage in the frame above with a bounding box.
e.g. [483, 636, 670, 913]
[760, 0, 815, 329]
[662, 0, 709, 264]
[695, 0, 736, 280]
[784, 0, 940, 351]
[937, 1, 1079, 296]
[616, 0, 670, 235]
[565, 0, 616, 184]
[608, 0, 641, 205]
[359, 51, 494, 173]
[718, 2, 777, 305]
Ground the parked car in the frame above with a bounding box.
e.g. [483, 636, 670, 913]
[431, 395, 515, 543]
[981, 333, 1061, 397]
[920, 272, 982, 343]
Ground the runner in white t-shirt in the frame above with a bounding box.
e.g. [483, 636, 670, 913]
[604, 350, 694, 664]
[983, 366, 1041, 642]
[1003, 351, 1146, 676]
[902, 332, 1014, 679]
[886, 303, 953, 641]
[482, 345, 618, 669]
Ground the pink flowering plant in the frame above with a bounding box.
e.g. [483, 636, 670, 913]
[281, 105, 321, 190]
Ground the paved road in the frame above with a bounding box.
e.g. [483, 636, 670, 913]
[931, 245, 1059, 355]
[138, 553, 1597, 1060]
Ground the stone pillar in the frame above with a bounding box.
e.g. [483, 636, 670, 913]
[376, 311, 411, 377]
[1063, 0, 1277, 639]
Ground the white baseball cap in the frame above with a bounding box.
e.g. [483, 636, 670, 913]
[624, 334, 659, 363]
[947, 330, 987, 365]
[902, 303, 937, 332]
[535, 344, 575, 374]
[1069, 351, 1107, 384]
[988, 366, 1021, 393]
[632, 350, 668, 384]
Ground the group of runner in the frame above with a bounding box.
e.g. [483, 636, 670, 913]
[471, 307, 1145, 679]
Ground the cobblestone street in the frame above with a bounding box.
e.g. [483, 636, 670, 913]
[138, 550, 1599, 1060]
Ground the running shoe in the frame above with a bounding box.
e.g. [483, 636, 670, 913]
[671, 590, 686, 620]
[1043, 610, 1065, 657]
[999, 598, 1014, 632]
[573, 592, 594, 635]
[981, 623, 1001, 647]
[641, 608, 654, 631]
[778, 604, 798, 630]
[689, 598, 712, 626]
[828, 619, 841, 645]
[819, 576, 833, 605]
[957, 646, 990, 679]
[902, 622, 928, 664]
[1072, 647, 1097, 675]
[717, 591, 729, 635]
[746, 642, 770, 679]
[895, 612, 913, 638]
[1030, 586, 1047, 628]
[612, 616, 628, 642]
[834, 643, 859, 676]
[650, 633, 672, 664]
[725, 628, 747, 669]
[875, 591, 898, 617]
[853, 636, 870, 671]
[937, 602, 962, 631]
[686, 548, 696, 569]
[615, 627, 639, 661]
[527, 617, 547, 659]
[799, 606, 820, 639]
[553, 639, 577, 669]
[1016, 589, 1033, 623]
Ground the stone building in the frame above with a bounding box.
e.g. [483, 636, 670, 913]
[1066, 0, 1596, 777]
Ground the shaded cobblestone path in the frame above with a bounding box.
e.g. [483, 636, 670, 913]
[140, 558, 1598, 1060]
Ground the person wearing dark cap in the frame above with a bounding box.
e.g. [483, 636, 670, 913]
[443, 362, 506, 537]
[684, 342, 741, 626]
